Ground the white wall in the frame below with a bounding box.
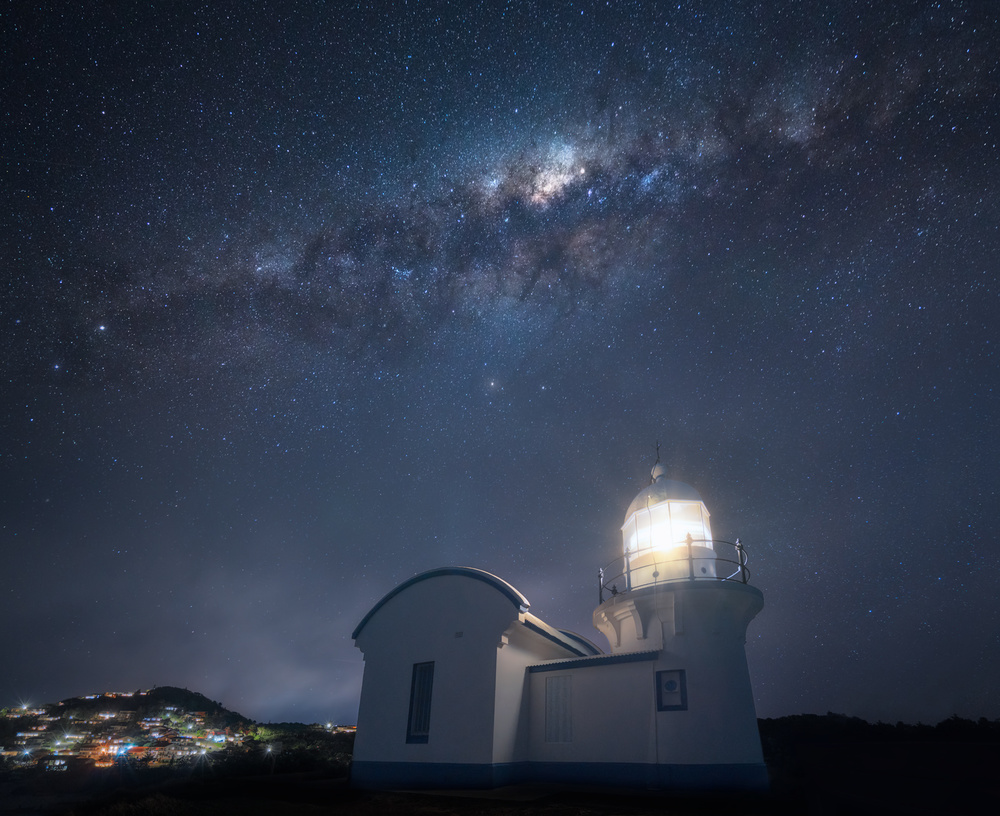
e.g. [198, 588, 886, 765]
[354, 574, 515, 766]
[354, 571, 588, 768]
[528, 581, 765, 768]
[492, 621, 587, 763]
[527, 658, 657, 764]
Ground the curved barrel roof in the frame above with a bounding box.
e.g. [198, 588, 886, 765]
[351, 566, 530, 640]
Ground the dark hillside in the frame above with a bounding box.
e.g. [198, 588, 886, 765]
[759, 714, 1000, 814]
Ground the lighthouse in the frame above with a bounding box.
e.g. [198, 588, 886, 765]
[351, 461, 767, 790]
[590, 463, 767, 787]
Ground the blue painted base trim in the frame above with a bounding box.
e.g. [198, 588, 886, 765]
[351, 760, 769, 792]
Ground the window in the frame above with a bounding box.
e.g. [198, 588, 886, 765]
[406, 662, 434, 743]
[655, 669, 687, 711]
[545, 675, 572, 743]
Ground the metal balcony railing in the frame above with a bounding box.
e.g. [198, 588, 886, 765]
[598, 539, 751, 604]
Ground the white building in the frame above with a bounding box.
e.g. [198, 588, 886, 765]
[351, 465, 766, 790]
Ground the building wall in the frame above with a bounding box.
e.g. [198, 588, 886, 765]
[652, 582, 764, 766]
[527, 656, 658, 765]
[492, 634, 533, 764]
[492, 620, 585, 764]
[521, 643, 765, 788]
[653, 642, 762, 765]
[585, 580, 764, 768]
[353, 574, 514, 767]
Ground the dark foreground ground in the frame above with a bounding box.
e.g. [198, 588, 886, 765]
[2, 716, 997, 815]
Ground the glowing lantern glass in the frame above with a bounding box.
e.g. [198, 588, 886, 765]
[621, 481, 718, 585]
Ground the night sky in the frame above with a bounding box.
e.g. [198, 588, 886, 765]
[3, 1, 998, 727]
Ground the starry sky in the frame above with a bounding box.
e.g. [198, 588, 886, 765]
[3, 1, 998, 726]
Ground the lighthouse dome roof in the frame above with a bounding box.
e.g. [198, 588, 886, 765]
[624, 472, 703, 523]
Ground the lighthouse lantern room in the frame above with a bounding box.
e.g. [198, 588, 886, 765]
[621, 462, 718, 586]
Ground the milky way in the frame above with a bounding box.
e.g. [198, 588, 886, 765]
[12, 0, 992, 381]
[3, 1, 999, 724]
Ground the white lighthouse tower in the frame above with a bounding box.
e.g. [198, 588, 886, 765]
[590, 462, 767, 788]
